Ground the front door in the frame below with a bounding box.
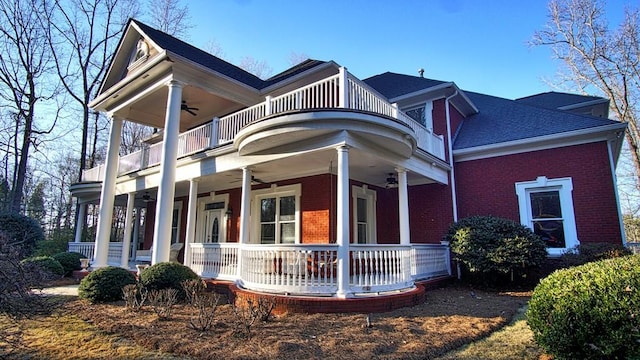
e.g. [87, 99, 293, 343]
[201, 202, 225, 243]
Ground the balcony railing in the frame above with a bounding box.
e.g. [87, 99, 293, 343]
[81, 71, 445, 182]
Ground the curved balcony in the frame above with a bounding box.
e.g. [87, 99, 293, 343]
[78, 71, 445, 183]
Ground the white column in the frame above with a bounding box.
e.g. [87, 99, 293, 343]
[336, 145, 351, 298]
[73, 203, 87, 243]
[397, 168, 410, 245]
[184, 179, 199, 267]
[237, 166, 252, 279]
[152, 80, 183, 264]
[131, 208, 141, 261]
[93, 116, 123, 268]
[120, 192, 135, 268]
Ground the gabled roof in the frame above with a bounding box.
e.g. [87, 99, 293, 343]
[515, 91, 607, 110]
[363, 72, 447, 100]
[454, 92, 620, 150]
[133, 20, 265, 89]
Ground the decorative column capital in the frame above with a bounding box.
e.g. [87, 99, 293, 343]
[165, 79, 185, 88]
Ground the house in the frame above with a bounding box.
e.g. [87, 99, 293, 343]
[69, 19, 626, 309]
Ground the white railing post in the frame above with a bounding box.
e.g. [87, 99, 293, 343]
[265, 95, 273, 116]
[391, 103, 399, 119]
[210, 117, 219, 148]
[141, 145, 149, 169]
[339, 67, 349, 108]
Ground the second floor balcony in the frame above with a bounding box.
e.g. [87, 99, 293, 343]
[82, 70, 446, 182]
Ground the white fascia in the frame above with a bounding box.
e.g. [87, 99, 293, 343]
[454, 123, 628, 163]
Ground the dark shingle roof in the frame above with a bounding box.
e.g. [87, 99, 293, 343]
[363, 72, 446, 100]
[454, 92, 619, 150]
[133, 20, 328, 90]
[263, 59, 329, 88]
[515, 91, 606, 109]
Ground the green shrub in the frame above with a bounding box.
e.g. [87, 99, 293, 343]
[78, 266, 137, 303]
[52, 252, 84, 276]
[20, 256, 64, 277]
[527, 256, 640, 359]
[444, 216, 547, 284]
[560, 242, 632, 267]
[138, 262, 199, 300]
[0, 212, 45, 258]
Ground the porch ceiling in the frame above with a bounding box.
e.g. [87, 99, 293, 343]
[115, 85, 244, 132]
[169, 147, 438, 198]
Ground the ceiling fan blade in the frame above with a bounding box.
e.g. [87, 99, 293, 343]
[185, 108, 197, 116]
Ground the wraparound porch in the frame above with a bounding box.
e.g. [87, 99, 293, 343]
[69, 242, 451, 297]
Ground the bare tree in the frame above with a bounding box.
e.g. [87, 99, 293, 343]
[532, 0, 640, 186]
[0, 0, 61, 213]
[239, 56, 273, 80]
[146, 0, 192, 40]
[288, 51, 309, 67]
[42, 0, 138, 183]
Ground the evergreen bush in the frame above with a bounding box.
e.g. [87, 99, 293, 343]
[138, 262, 199, 300]
[52, 252, 84, 276]
[78, 266, 136, 303]
[560, 242, 632, 267]
[527, 256, 640, 359]
[444, 215, 547, 284]
[20, 256, 64, 277]
[0, 212, 44, 258]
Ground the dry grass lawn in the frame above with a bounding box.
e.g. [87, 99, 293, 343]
[1, 285, 533, 360]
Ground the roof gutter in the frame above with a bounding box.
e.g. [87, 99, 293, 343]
[453, 122, 628, 162]
[607, 137, 627, 246]
[445, 90, 459, 222]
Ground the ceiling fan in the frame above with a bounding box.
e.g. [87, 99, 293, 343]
[138, 191, 155, 203]
[229, 174, 269, 185]
[181, 101, 199, 116]
[385, 173, 398, 189]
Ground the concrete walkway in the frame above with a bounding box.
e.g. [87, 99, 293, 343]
[38, 284, 80, 296]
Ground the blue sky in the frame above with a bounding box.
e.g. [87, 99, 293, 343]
[188, 0, 630, 100]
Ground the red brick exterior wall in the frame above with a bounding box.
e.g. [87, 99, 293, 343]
[455, 141, 622, 245]
[142, 140, 621, 249]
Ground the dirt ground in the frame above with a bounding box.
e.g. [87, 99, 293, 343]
[68, 285, 530, 360]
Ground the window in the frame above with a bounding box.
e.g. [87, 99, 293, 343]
[405, 101, 433, 130]
[515, 177, 578, 255]
[171, 201, 182, 244]
[352, 185, 377, 244]
[253, 185, 301, 244]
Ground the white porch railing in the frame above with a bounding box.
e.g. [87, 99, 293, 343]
[81, 70, 446, 182]
[411, 244, 452, 280]
[189, 243, 239, 281]
[350, 245, 413, 293]
[240, 244, 339, 295]
[628, 242, 640, 254]
[68, 242, 125, 266]
[68, 242, 95, 259]
[74, 241, 451, 296]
